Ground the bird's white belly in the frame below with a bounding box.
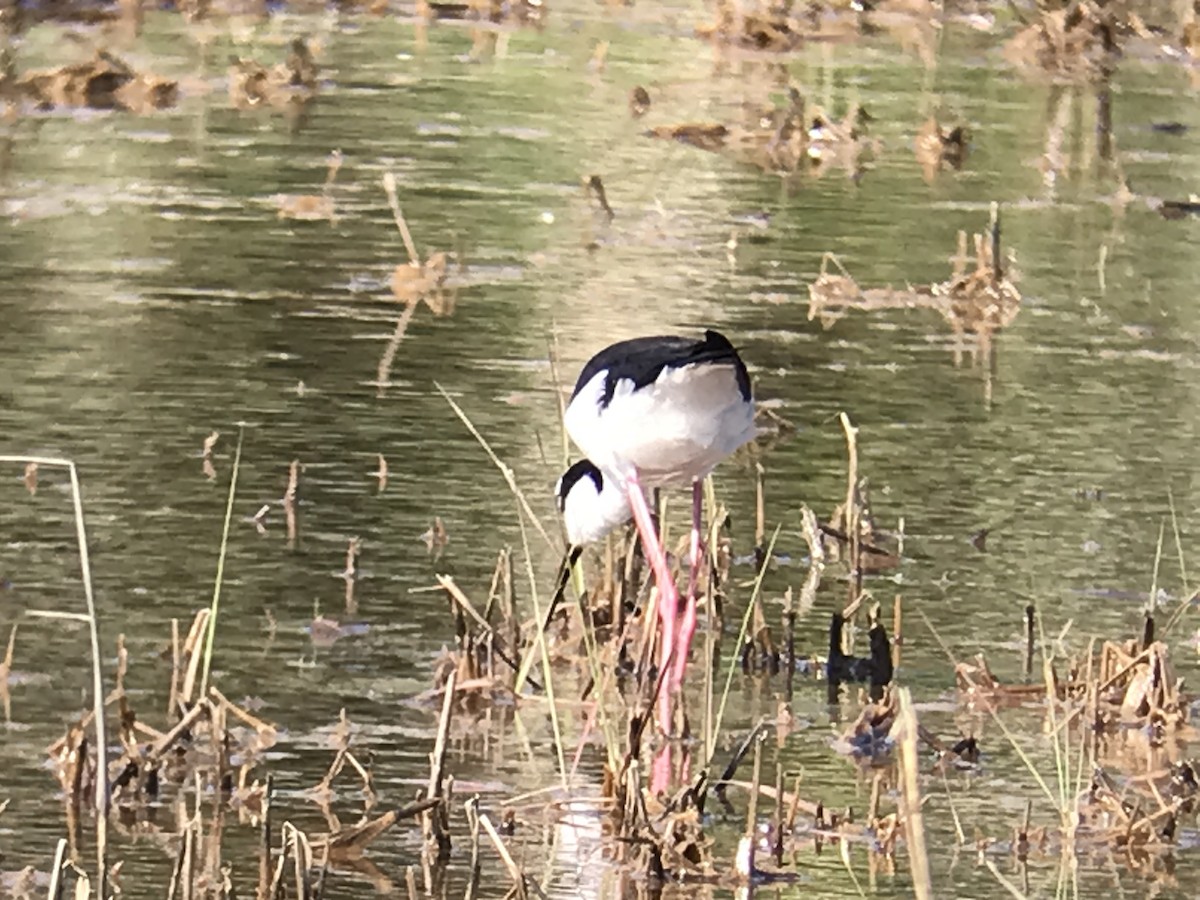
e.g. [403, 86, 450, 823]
[565, 362, 756, 486]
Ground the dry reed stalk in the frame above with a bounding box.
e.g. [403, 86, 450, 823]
[754, 462, 765, 554]
[267, 824, 293, 900]
[772, 764, 785, 865]
[436, 576, 537, 690]
[46, 837, 68, 900]
[478, 812, 547, 900]
[708, 526, 781, 765]
[0, 454, 110, 898]
[424, 668, 456, 860]
[741, 733, 764, 878]
[321, 797, 439, 860]
[464, 797, 482, 900]
[514, 511, 569, 789]
[985, 859, 1031, 898]
[179, 610, 210, 706]
[199, 424, 245, 698]
[546, 332, 570, 467]
[372, 454, 388, 492]
[895, 688, 933, 899]
[892, 594, 903, 672]
[291, 824, 314, 900]
[382, 172, 419, 264]
[1149, 519, 1165, 615]
[0, 624, 15, 722]
[797, 506, 824, 615]
[209, 686, 274, 735]
[169, 618, 181, 717]
[146, 701, 211, 765]
[784, 772, 805, 831]
[434, 384, 555, 549]
[839, 412, 862, 606]
[284, 459, 300, 549]
[376, 301, 420, 390]
[257, 776, 273, 900]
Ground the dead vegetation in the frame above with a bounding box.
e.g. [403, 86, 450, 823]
[809, 207, 1021, 375]
[647, 86, 879, 180]
[277, 150, 342, 224]
[229, 37, 319, 111]
[15, 49, 176, 113]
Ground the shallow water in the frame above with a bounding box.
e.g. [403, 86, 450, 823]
[4, 3, 1200, 898]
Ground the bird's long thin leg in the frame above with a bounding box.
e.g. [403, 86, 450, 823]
[687, 478, 704, 600]
[672, 479, 704, 691]
[624, 475, 678, 730]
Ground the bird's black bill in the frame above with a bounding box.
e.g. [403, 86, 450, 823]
[540, 544, 583, 634]
[514, 545, 584, 689]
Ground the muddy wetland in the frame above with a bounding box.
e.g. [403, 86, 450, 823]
[7, 0, 1200, 897]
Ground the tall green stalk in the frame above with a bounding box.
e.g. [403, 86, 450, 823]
[199, 424, 244, 697]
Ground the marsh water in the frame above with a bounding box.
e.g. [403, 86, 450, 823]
[4, 3, 1200, 898]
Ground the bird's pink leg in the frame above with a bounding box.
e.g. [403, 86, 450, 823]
[672, 479, 704, 691]
[624, 475, 678, 730]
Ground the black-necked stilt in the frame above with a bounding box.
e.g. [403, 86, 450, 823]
[558, 329, 755, 726]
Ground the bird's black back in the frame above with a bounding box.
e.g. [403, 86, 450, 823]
[571, 329, 751, 409]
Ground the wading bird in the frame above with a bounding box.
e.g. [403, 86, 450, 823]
[557, 329, 755, 729]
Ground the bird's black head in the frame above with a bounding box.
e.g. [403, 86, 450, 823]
[555, 459, 604, 511]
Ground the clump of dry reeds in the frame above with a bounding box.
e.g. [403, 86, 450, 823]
[809, 206, 1021, 379]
